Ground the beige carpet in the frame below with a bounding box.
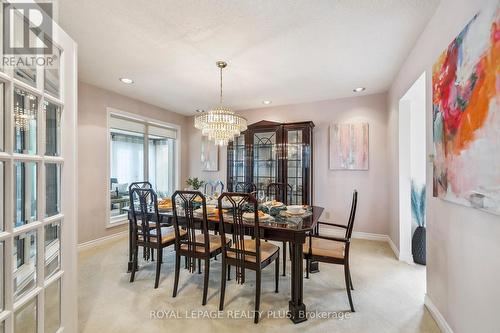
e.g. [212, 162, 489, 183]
[78, 236, 440, 333]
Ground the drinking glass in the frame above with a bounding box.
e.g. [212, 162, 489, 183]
[257, 190, 265, 203]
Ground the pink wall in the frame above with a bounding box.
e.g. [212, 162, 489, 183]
[188, 93, 390, 235]
[78, 82, 190, 244]
[387, 0, 500, 331]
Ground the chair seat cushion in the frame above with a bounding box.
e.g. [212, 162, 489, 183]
[139, 227, 186, 244]
[303, 237, 345, 259]
[180, 234, 228, 253]
[227, 239, 279, 263]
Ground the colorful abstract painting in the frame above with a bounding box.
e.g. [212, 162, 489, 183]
[432, 3, 500, 215]
[329, 122, 369, 170]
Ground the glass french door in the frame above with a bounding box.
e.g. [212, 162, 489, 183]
[0, 4, 78, 333]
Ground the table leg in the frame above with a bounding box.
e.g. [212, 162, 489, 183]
[288, 241, 307, 324]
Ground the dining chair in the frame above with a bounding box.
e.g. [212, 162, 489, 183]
[171, 190, 228, 305]
[235, 181, 257, 194]
[129, 186, 181, 289]
[303, 190, 358, 312]
[266, 182, 293, 276]
[218, 192, 280, 324]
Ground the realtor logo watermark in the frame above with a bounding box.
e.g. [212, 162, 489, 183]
[2, 2, 56, 68]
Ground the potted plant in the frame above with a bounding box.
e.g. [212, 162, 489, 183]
[186, 177, 204, 190]
[411, 181, 426, 265]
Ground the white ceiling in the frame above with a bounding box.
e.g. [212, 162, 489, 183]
[58, 0, 440, 115]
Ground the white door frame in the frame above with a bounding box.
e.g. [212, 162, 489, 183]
[0, 1, 78, 332]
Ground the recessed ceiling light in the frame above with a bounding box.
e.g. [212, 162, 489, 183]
[353, 87, 366, 93]
[119, 77, 134, 84]
[262, 100, 272, 105]
[196, 109, 205, 113]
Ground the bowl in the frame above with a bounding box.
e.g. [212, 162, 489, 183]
[287, 205, 303, 214]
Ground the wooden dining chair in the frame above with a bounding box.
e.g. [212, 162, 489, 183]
[266, 182, 293, 276]
[218, 193, 280, 324]
[235, 182, 257, 194]
[303, 190, 358, 312]
[129, 186, 181, 289]
[171, 190, 228, 305]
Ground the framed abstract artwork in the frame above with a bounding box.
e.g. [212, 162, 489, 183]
[201, 136, 219, 171]
[432, 3, 500, 215]
[329, 122, 369, 170]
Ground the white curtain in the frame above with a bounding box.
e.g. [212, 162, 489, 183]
[110, 132, 144, 187]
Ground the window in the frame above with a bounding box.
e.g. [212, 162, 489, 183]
[13, 231, 37, 301]
[14, 296, 37, 333]
[14, 162, 37, 227]
[0, 82, 4, 151]
[108, 114, 178, 223]
[45, 48, 61, 98]
[0, 241, 4, 313]
[45, 163, 61, 217]
[14, 89, 38, 155]
[44, 279, 61, 333]
[44, 222, 60, 278]
[44, 101, 62, 156]
[0, 161, 4, 231]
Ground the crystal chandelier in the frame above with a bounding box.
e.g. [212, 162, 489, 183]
[14, 89, 37, 132]
[194, 61, 247, 146]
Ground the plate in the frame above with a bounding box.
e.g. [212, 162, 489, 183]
[263, 200, 285, 208]
[243, 212, 271, 221]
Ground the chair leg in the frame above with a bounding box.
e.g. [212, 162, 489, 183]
[173, 254, 181, 297]
[219, 260, 227, 311]
[202, 258, 210, 305]
[344, 264, 355, 312]
[130, 245, 138, 283]
[306, 258, 310, 279]
[154, 248, 162, 289]
[184, 256, 188, 269]
[254, 270, 261, 324]
[227, 265, 231, 281]
[282, 242, 286, 276]
[275, 255, 279, 293]
[198, 258, 202, 274]
[349, 269, 354, 290]
[151, 248, 155, 261]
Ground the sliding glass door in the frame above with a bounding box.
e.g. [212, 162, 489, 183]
[108, 115, 177, 224]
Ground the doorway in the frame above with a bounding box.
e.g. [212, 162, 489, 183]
[398, 72, 427, 264]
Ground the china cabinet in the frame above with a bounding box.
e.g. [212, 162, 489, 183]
[227, 120, 314, 205]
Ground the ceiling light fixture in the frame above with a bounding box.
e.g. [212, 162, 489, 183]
[262, 100, 272, 105]
[194, 61, 247, 146]
[353, 87, 366, 93]
[119, 77, 134, 84]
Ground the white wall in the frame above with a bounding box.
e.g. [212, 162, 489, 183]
[189, 93, 390, 235]
[387, 0, 500, 331]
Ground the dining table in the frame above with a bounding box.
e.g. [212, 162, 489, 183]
[124, 202, 324, 324]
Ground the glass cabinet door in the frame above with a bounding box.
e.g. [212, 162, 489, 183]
[252, 131, 279, 194]
[228, 135, 245, 189]
[285, 127, 312, 205]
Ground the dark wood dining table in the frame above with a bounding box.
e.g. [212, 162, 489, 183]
[124, 205, 324, 324]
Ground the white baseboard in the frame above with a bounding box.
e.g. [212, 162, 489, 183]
[78, 230, 128, 252]
[386, 235, 400, 259]
[425, 295, 453, 333]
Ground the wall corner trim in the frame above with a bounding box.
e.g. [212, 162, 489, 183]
[386, 236, 400, 259]
[78, 231, 128, 252]
[425, 294, 454, 333]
